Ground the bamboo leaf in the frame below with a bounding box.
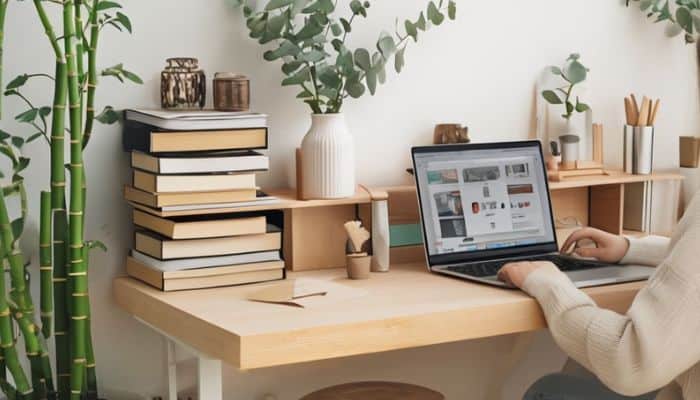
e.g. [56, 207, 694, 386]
[95, 106, 120, 124]
[16, 156, 29, 172]
[26, 132, 43, 143]
[0, 130, 10, 141]
[38, 106, 51, 118]
[6, 74, 28, 91]
[86, 240, 108, 252]
[96, 1, 122, 11]
[115, 12, 133, 33]
[15, 109, 38, 124]
[122, 69, 143, 84]
[11, 137, 24, 149]
[11, 218, 24, 242]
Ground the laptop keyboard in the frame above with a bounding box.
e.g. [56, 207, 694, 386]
[444, 254, 611, 278]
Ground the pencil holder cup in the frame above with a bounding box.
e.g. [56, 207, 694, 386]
[346, 254, 371, 280]
[623, 125, 634, 174]
[633, 126, 654, 175]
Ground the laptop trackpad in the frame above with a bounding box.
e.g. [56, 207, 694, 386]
[565, 265, 654, 288]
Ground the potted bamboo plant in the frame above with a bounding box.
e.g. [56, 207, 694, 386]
[0, 1, 140, 399]
[228, 0, 457, 199]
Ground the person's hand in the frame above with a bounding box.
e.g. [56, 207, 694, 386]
[497, 261, 554, 289]
[561, 227, 629, 263]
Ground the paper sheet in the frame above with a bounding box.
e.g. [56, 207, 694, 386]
[247, 278, 367, 308]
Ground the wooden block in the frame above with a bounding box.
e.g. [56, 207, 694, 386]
[592, 123, 603, 164]
[284, 205, 357, 271]
[553, 168, 605, 181]
[385, 186, 420, 225]
[296, 148, 304, 200]
[301, 382, 444, 400]
[590, 184, 624, 234]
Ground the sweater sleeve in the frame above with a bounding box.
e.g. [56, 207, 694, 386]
[522, 231, 700, 396]
[620, 235, 670, 266]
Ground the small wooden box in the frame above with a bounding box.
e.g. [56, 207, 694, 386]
[679, 136, 700, 168]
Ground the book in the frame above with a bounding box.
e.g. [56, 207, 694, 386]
[123, 120, 268, 153]
[131, 150, 269, 174]
[133, 170, 256, 193]
[133, 209, 267, 239]
[131, 249, 281, 272]
[126, 256, 284, 291]
[134, 226, 282, 259]
[124, 109, 268, 131]
[128, 192, 279, 217]
[124, 185, 259, 208]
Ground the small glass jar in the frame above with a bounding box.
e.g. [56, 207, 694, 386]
[213, 73, 250, 112]
[160, 57, 206, 109]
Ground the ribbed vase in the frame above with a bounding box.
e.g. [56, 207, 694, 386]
[301, 113, 355, 199]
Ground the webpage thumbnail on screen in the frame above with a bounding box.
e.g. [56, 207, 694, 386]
[415, 147, 555, 257]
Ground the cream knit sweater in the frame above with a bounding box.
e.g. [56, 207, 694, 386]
[522, 195, 700, 400]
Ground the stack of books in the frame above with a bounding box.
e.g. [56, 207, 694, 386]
[122, 109, 284, 291]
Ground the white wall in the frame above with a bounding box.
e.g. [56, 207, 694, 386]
[2, 0, 698, 399]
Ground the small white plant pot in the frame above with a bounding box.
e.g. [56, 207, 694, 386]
[301, 113, 356, 199]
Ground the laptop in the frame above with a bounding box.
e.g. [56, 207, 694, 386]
[411, 140, 655, 288]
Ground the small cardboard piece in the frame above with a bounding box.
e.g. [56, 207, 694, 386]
[247, 278, 366, 308]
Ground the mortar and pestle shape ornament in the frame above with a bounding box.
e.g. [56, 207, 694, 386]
[547, 141, 562, 171]
[344, 221, 372, 280]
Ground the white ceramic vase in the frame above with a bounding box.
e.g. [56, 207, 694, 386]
[301, 113, 355, 199]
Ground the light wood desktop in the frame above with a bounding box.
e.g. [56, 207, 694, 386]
[116, 171, 682, 399]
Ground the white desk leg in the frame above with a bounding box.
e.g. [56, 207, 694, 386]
[166, 339, 177, 400]
[198, 355, 223, 400]
[484, 332, 536, 400]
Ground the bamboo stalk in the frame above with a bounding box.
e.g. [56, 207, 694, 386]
[82, 247, 97, 399]
[81, 0, 99, 149]
[0, 194, 32, 397]
[40, 192, 52, 340]
[32, 1, 70, 396]
[64, 0, 88, 398]
[74, 0, 84, 119]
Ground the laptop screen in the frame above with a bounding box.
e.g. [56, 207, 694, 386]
[412, 141, 558, 266]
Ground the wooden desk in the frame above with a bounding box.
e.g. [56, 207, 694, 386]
[114, 263, 643, 398]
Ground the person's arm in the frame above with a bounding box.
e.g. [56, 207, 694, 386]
[619, 235, 670, 266]
[521, 234, 700, 396]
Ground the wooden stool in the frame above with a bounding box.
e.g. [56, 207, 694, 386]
[300, 381, 445, 400]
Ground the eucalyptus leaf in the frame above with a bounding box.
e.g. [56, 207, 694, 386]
[677, 6, 693, 33]
[564, 60, 587, 84]
[575, 102, 590, 112]
[541, 90, 563, 105]
[395, 47, 406, 73]
[331, 23, 342, 36]
[377, 34, 396, 58]
[354, 48, 371, 71]
[281, 66, 310, 86]
[345, 81, 364, 98]
[416, 12, 427, 30]
[265, 0, 294, 11]
[665, 21, 684, 37]
[549, 66, 561, 75]
[296, 18, 324, 40]
[427, 2, 444, 25]
[448, 0, 456, 20]
[405, 20, 418, 41]
[365, 69, 377, 95]
[340, 18, 352, 33]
